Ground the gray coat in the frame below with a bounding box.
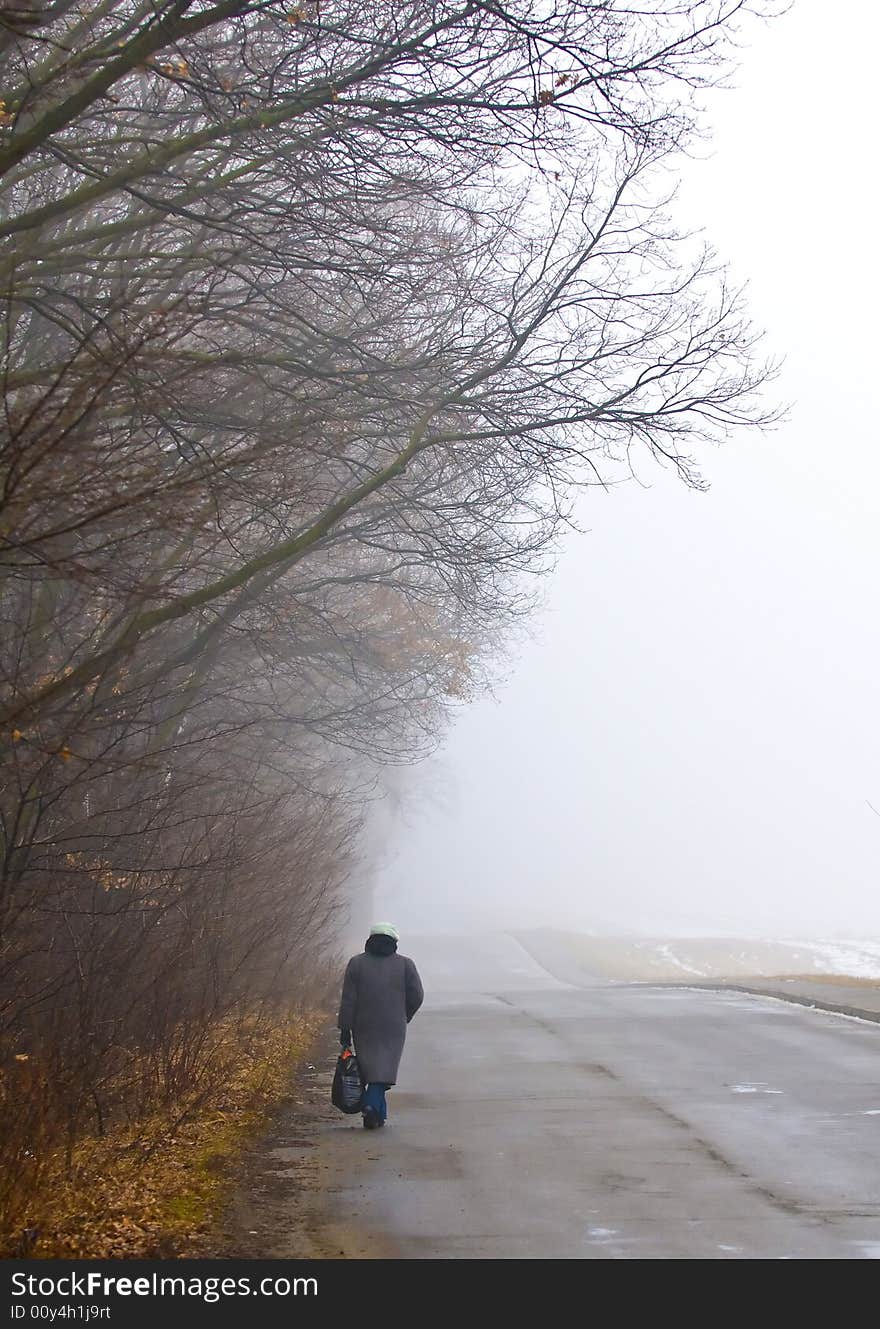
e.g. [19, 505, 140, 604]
[338, 951, 424, 1084]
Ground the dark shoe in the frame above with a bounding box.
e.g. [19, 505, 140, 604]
[362, 1107, 379, 1130]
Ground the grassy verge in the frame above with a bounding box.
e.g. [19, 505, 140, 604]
[1, 1010, 326, 1259]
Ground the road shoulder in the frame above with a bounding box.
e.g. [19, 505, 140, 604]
[216, 1030, 396, 1260]
[664, 978, 880, 1024]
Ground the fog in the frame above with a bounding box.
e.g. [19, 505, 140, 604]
[379, 1, 880, 939]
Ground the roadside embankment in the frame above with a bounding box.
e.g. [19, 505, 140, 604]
[514, 929, 880, 990]
[512, 929, 880, 1022]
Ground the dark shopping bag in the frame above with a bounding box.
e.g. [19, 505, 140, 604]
[331, 1047, 363, 1114]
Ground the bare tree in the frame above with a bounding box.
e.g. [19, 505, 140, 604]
[0, 0, 778, 1238]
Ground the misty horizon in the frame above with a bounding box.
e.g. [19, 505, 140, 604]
[378, 0, 880, 941]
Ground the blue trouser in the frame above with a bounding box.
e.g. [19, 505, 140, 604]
[362, 1082, 389, 1122]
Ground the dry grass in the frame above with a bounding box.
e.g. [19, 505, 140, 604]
[527, 931, 880, 984]
[1, 1010, 326, 1259]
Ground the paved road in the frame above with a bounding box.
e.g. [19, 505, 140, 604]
[239, 936, 880, 1259]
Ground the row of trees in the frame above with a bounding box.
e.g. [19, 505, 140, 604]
[0, 0, 775, 1210]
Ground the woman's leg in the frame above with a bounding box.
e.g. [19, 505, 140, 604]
[362, 1082, 385, 1128]
[362, 1083, 390, 1126]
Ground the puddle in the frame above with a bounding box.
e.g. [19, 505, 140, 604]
[730, 1082, 783, 1095]
[851, 1242, 880, 1258]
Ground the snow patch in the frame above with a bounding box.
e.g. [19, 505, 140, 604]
[655, 944, 707, 977]
[785, 939, 880, 979]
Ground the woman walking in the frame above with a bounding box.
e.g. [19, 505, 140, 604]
[338, 923, 424, 1129]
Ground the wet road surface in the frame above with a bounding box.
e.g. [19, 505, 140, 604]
[236, 935, 880, 1259]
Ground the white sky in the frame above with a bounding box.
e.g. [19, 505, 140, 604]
[378, 0, 880, 938]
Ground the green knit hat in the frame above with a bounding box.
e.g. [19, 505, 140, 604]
[369, 921, 399, 941]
